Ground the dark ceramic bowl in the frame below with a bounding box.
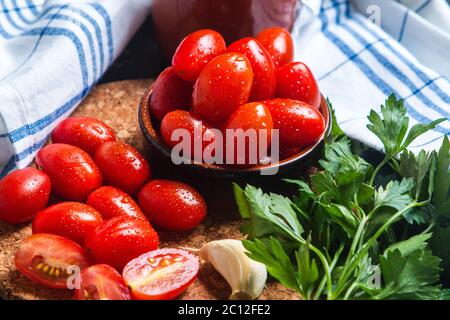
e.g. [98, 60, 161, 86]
[138, 85, 332, 178]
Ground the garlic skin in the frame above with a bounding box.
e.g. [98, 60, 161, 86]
[197, 239, 267, 300]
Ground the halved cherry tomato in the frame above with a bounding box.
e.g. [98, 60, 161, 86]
[94, 141, 151, 195]
[14, 233, 91, 289]
[74, 264, 131, 300]
[160, 110, 217, 160]
[265, 99, 325, 148]
[228, 37, 276, 101]
[84, 216, 159, 271]
[32, 202, 103, 245]
[138, 179, 207, 231]
[192, 52, 254, 124]
[256, 27, 294, 67]
[276, 62, 321, 109]
[172, 29, 227, 82]
[51, 117, 116, 157]
[123, 248, 199, 300]
[224, 102, 273, 165]
[36, 144, 102, 201]
[0, 168, 51, 224]
[86, 186, 146, 220]
[149, 66, 193, 121]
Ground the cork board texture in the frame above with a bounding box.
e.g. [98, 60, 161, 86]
[0, 80, 300, 300]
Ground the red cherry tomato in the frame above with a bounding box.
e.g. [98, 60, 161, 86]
[74, 264, 131, 300]
[279, 147, 302, 160]
[84, 216, 159, 271]
[172, 29, 226, 82]
[94, 141, 151, 195]
[256, 27, 294, 68]
[276, 62, 321, 109]
[224, 102, 273, 165]
[192, 52, 254, 124]
[265, 99, 325, 148]
[86, 186, 146, 220]
[228, 37, 276, 101]
[123, 248, 199, 300]
[51, 117, 116, 157]
[32, 202, 103, 245]
[0, 168, 51, 224]
[160, 110, 217, 160]
[36, 144, 102, 201]
[149, 66, 193, 121]
[14, 233, 91, 289]
[138, 179, 206, 231]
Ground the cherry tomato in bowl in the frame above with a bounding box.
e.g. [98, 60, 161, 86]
[84, 216, 159, 271]
[149, 66, 192, 121]
[0, 168, 51, 225]
[75, 264, 131, 300]
[192, 52, 254, 124]
[223, 102, 273, 166]
[265, 98, 325, 149]
[160, 110, 218, 161]
[123, 248, 199, 300]
[228, 37, 276, 101]
[36, 143, 102, 201]
[14, 233, 91, 289]
[138, 179, 207, 231]
[86, 186, 146, 220]
[276, 62, 321, 109]
[51, 117, 116, 157]
[172, 29, 227, 82]
[256, 27, 294, 68]
[32, 202, 103, 245]
[94, 141, 151, 195]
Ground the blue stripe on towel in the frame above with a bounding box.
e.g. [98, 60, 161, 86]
[7, 27, 90, 142]
[26, 0, 39, 15]
[1, 4, 114, 145]
[89, 3, 114, 66]
[11, 0, 35, 24]
[353, 16, 450, 105]
[319, 4, 448, 134]
[340, 21, 450, 119]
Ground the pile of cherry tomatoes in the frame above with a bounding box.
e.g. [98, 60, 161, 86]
[151, 27, 325, 165]
[0, 116, 206, 300]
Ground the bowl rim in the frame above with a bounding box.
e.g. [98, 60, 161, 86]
[138, 85, 332, 175]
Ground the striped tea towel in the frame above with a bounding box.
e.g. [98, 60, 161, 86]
[292, 0, 449, 155]
[0, 0, 151, 177]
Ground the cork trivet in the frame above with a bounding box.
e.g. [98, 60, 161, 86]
[0, 79, 300, 300]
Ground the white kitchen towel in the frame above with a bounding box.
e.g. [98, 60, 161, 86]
[0, 0, 449, 177]
[293, 0, 449, 155]
[0, 0, 151, 176]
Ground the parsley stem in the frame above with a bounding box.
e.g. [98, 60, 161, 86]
[307, 244, 333, 299]
[333, 201, 419, 298]
[369, 155, 390, 186]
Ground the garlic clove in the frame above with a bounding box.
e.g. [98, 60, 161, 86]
[197, 239, 267, 300]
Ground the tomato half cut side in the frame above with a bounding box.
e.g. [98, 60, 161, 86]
[14, 233, 91, 289]
[75, 264, 131, 300]
[123, 248, 199, 300]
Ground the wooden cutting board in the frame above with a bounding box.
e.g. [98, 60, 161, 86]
[0, 79, 299, 300]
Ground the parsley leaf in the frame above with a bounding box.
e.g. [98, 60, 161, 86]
[234, 184, 304, 242]
[243, 238, 299, 291]
[430, 226, 450, 286]
[367, 94, 445, 157]
[375, 234, 442, 300]
[374, 178, 414, 211]
[433, 136, 450, 222]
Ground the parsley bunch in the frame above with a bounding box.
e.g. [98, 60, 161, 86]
[234, 95, 449, 300]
